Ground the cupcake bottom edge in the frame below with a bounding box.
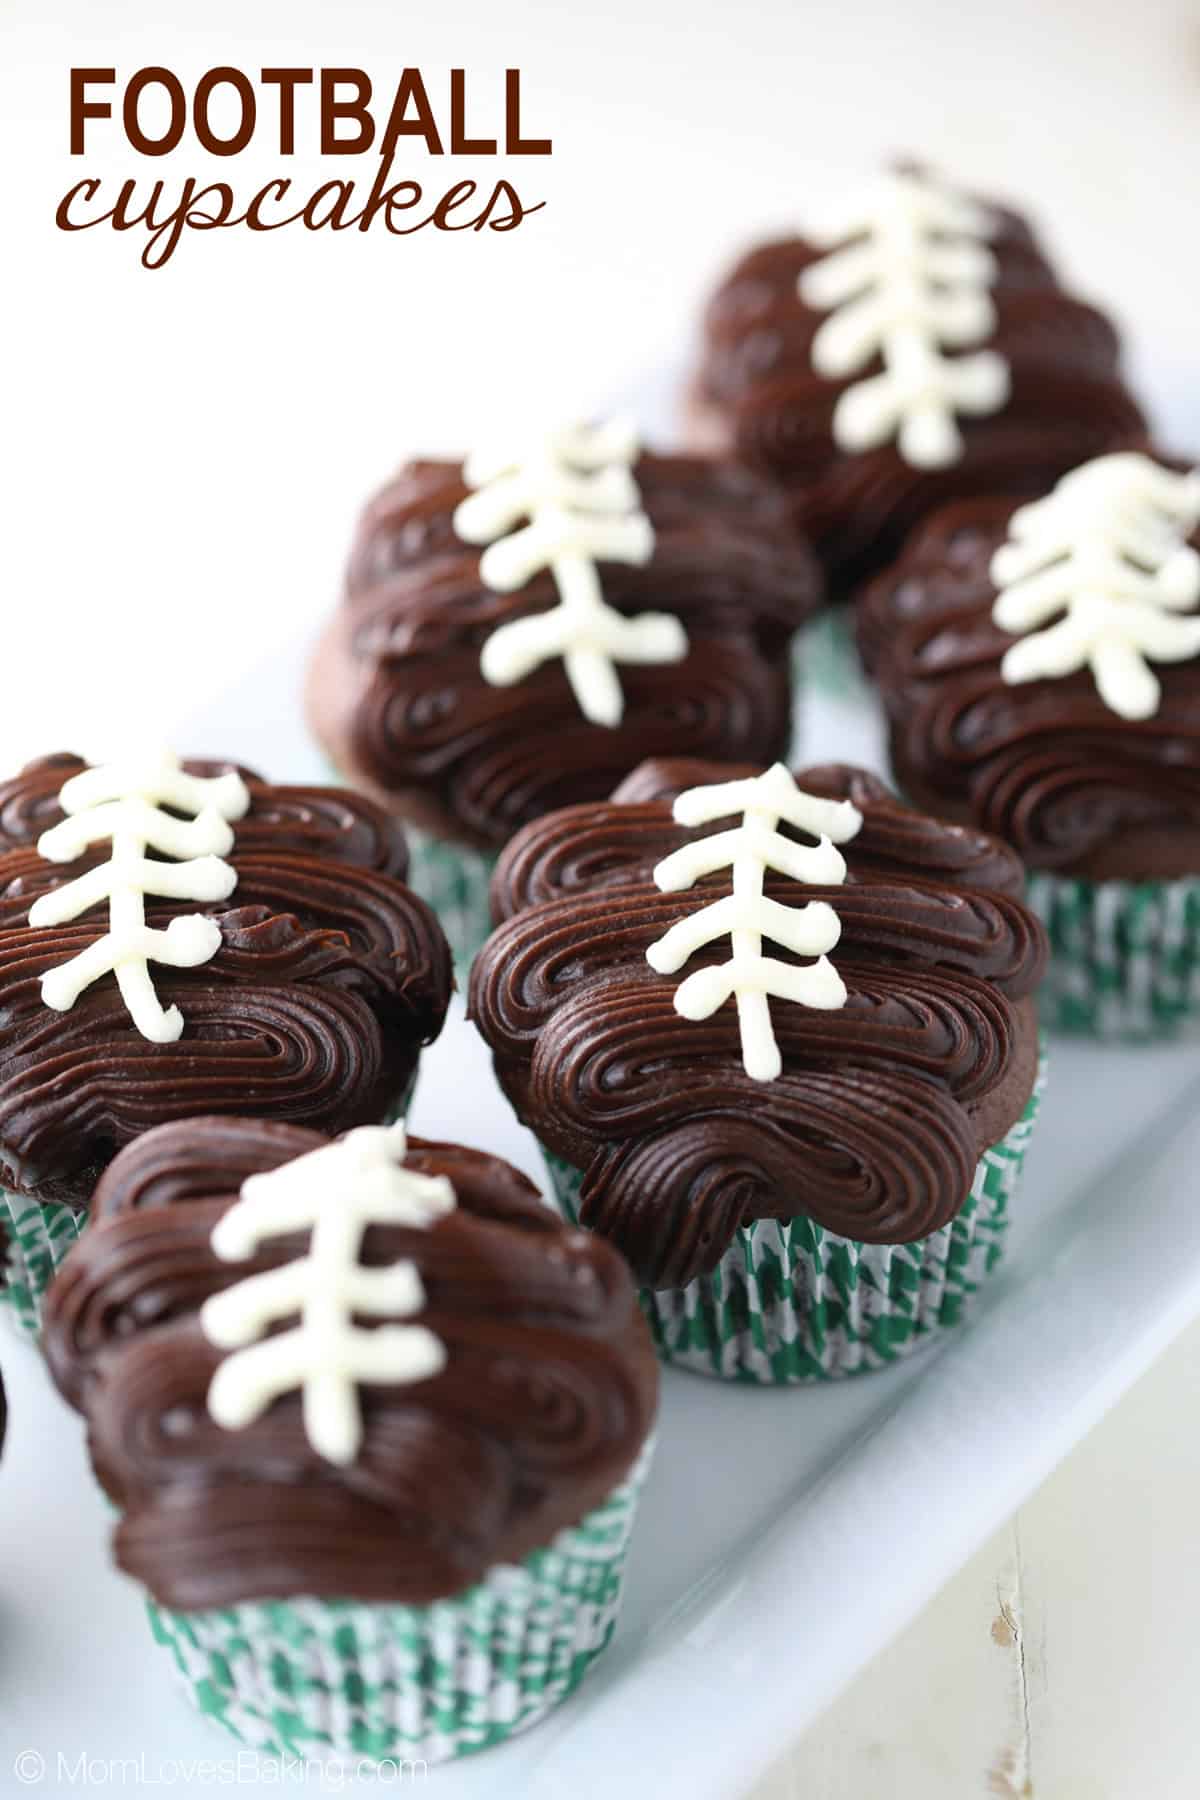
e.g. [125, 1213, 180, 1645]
[1027, 871, 1200, 1041]
[544, 1054, 1048, 1385]
[143, 1441, 653, 1767]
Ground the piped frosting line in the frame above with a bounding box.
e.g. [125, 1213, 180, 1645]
[646, 763, 862, 1081]
[799, 170, 1010, 469]
[453, 418, 688, 727]
[29, 751, 250, 1043]
[992, 453, 1200, 720]
[202, 1122, 455, 1466]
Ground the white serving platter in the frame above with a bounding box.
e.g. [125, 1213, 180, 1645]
[4, 637, 1200, 1800]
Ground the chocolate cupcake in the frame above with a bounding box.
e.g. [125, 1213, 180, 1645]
[471, 757, 1047, 1382]
[44, 1118, 657, 1763]
[688, 164, 1146, 705]
[307, 417, 820, 964]
[860, 451, 1200, 1037]
[0, 751, 452, 1332]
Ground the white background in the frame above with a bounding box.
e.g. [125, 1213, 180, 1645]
[2, 3, 1199, 1795]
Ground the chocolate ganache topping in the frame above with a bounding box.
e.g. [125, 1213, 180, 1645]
[43, 1119, 657, 1609]
[0, 755, 451, 1206]
[470, 759, 1046, 1287]
[858, 495, 1200, 880]
[306, 451, 821, 850]
[688, 178, 1146, 589]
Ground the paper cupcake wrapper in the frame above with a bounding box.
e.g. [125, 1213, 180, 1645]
[145, 1439, 653, 1767]
[0, 1196, 86, 1339]
[543, 1056, 1045, 1384]
[0, 1085, 419, 1341]
[1026, 871, 1200, 1040]
[404, 825, 499, 970]
[792, 609, 868, 704]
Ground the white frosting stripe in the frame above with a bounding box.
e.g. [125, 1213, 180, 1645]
[799, 170, 1010, 470]
[645, 763, 862, 1082]
[29, 751, 250, 1043]
[202, 1122, 456, 1468]
[29, 854, 238, 924]
[992, 453, 1200, 720]
[453, 418, 687, 727]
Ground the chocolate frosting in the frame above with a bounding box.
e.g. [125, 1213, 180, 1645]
[858, 498, 1200, 880]
[689, 192, 1147, 588]
[307, 453, 821, 850]
[470, 759, 1045, 1287]
[0, 756, 452, 1206]
[43, 1119, 657, 1610]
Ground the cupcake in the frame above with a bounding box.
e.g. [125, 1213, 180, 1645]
[43, 1117, 657, 1764]
[688, 166, 1145, 690]
[307, 417, 820, 964]
[859, 451, 1200, 1038]
[0, 751, 452, 1334]
[471, 756, 1047, 1382]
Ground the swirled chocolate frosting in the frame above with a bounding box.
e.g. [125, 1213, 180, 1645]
[0, 755, 452, 1207]
[43, 1119, 657, 1609]
[858, 498, 1200, 880]
[689, 189, 1146, 588]
[470, 759, 1045, 1286]
[307, 453, 821, 850]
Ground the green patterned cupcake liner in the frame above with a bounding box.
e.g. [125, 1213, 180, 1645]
[0, 1196, 87, 1339]
[404, 825, 498, 971]
[544, 1056, 1045, 1384]
[1026, 871, 1200, 1040]
[0, 1085, 419, 1341]
[145, 1438, 653, 1767]
[792, 608, 868, 706]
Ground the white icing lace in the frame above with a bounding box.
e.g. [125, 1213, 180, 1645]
[799, 170, 1010, 469]
[29, 751, 250, 1043]
[202, 1122, 455, 1466]
[992, 453, 1200, 720]
[646, 764, 862, 1081]
[453, 417, 687, 727]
